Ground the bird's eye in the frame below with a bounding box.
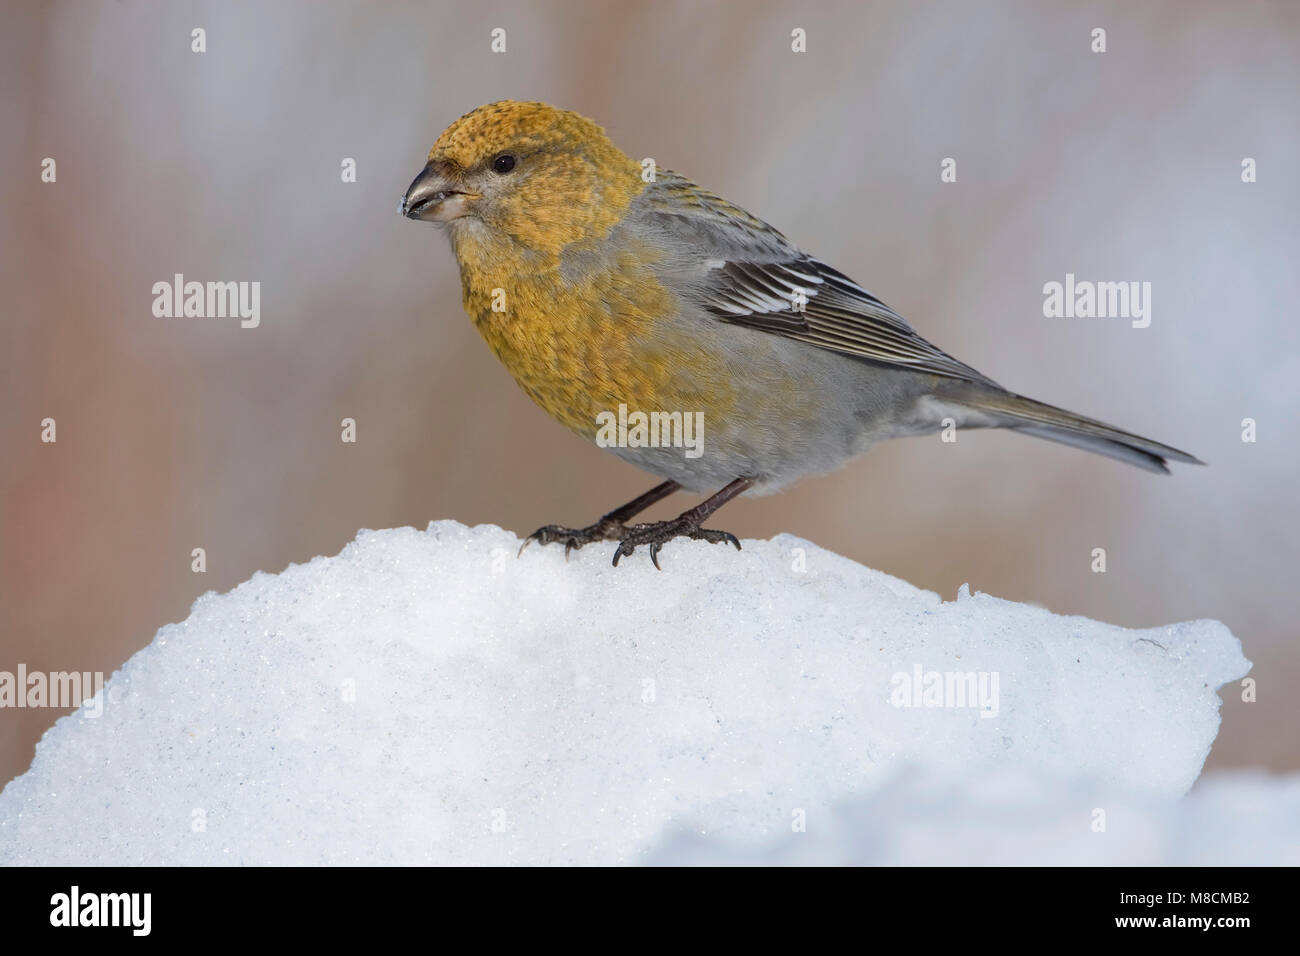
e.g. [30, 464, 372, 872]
[492, 154, 517, 174]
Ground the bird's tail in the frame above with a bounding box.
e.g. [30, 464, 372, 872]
[947, 388, 1204, 474]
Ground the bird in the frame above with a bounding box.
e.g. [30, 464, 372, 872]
[401, 101, 1202, 568]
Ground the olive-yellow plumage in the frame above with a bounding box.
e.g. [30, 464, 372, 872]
[428, 103, 697, 436]
[401, 100, 1201, 566]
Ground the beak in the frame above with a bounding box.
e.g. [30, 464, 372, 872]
[401, 162, 476, 222]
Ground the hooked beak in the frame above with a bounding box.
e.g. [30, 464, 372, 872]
[401, 162, 477, 222]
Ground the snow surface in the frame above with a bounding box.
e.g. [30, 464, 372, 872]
[651, 768, 1300, 866]
[0, 521, 1282, 865]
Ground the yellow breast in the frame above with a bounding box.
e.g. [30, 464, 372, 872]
[451, 234, 738, 437]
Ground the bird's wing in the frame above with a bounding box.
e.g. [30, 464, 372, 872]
[630, 174, 998, 386]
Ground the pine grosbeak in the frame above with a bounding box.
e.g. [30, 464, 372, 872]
[402, 101, 1200, 568]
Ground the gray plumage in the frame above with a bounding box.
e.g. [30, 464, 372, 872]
[597, 171, 1201, 493]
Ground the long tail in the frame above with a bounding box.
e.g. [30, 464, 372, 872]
[948, 389, 1205, 475]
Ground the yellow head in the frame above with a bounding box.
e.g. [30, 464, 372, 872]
[401, 101, 643, 256]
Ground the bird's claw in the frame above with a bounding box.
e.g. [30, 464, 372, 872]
[611, 520, 742, 569]
[519, 519, 628, 559]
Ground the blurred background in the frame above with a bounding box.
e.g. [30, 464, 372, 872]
[2, 0, 1297, 792]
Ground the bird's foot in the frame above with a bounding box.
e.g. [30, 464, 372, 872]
[518, 517, 629, 558]
[611, 517, 741, 570]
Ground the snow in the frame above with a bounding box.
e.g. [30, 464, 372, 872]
[650, 768, 1300, 866]
[0, 520, 1284, 866]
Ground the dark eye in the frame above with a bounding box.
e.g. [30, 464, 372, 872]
[492, 154, 517, 174]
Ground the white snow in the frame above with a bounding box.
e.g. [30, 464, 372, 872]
[0, 520, 1284, 866]
[650, 768, 1300, 866]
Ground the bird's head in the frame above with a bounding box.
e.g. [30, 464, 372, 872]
[401, 101, 643, 256]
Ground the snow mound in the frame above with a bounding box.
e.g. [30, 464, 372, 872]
[0, 522, 1255, 865]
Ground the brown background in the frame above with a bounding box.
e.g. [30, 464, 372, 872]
[2, 0, 1298, 793]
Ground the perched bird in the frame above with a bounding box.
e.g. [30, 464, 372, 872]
[402, 101, 1201, 568]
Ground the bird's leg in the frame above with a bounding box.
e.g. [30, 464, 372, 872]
[520, 480, 681, 558]
[612, 477, 754, 569]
